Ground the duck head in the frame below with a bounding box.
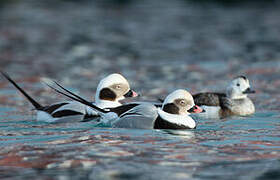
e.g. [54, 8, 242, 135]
[95, 73, 138, 107]
[226, 76, 255, 100]
[162, 89, 204, 115]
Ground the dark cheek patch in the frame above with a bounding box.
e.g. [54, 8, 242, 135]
[99, 88, 117, 101]
[162, 103, 180, 114]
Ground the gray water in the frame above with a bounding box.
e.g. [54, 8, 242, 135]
[0, 109, 280, 180]
[1, 0, 280, 179]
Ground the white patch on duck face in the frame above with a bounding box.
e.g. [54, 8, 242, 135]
[226, 77, 251, 100]
[174, 99, 193, 115]
[109, 83, 130, 101]
[162, 89, 195, 115]
[157, 108, 196, 129]
[95, 73, 130, 104]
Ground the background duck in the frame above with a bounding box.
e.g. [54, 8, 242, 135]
[193, 76, 255, 119]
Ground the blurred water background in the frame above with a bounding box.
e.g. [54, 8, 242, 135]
[0, 0, 280, 179]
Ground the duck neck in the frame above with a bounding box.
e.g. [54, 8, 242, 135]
[154, 109, 196, 129]
[95, 99, 121, 109]
[227, 93, 247, 100]
[226, 89, 247, 100]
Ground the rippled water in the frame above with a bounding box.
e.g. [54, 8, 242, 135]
[0, 108, 279, 180]
[1, 0, 280, 179]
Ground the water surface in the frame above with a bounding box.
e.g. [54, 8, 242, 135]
[0, 109, 279, 180]
[1, 0, 280, 179]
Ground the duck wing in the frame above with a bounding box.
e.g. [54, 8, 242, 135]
[111, 103, 158, 129]
[193, 92, 226, 107]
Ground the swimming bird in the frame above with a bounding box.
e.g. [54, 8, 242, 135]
[0, 71, 138, 123]
[48, 84, 204, 129]
[193, 76, 255, 118]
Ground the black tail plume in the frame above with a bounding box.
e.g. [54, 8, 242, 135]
[0, 71, 43, 109]
[44, 81, 107, 113]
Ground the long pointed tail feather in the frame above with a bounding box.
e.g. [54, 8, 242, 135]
[0, 71, 42, 109]
[44, 81, 107, 114]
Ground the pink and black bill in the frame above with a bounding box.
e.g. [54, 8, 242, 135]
[124, 89, 138, 98]
[187, 105, 205, 113]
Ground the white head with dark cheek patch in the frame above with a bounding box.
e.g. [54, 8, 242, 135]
[95, 73, 138, 106]
[157, 89, 203, 129]
[226, 76, 255, 99]
[162, 89, 202, 115]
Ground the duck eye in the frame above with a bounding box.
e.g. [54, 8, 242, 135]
[236, 83, 240, 87]
[180, 100, 185, 105]
[116, 85, 121, 89]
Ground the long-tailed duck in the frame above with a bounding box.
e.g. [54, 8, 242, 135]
[193, 76, 255, 119]
[50, 86, 204, 129]
[0, 71, 138, 123]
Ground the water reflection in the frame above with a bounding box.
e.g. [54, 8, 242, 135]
[0, 105, 279, 179]
[162, 129, 195, 138]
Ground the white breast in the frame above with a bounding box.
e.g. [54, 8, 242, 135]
[230, 98, 255, 116]
[96, 100, 122, 109]
[157, 108, 196, 129]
